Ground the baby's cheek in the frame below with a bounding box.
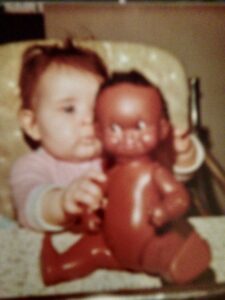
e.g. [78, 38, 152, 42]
[56, 126, 75, 141]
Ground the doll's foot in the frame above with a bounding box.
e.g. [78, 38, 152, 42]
[168, 232, 211, 284]
[40, 234, 63, 285]
[41, 233, 120, 285]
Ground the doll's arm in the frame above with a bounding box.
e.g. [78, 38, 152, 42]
[150, 165, 190, 227]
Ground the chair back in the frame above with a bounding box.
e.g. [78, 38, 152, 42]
[0, 40, 189, 218]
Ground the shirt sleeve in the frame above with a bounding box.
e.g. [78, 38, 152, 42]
[10, 151, 63, 232]
[173, 134, 205, 182]
[26, 184, 63, 231]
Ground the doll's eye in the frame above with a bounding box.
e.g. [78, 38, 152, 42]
[137, 120, 147, 130]
[111, 123, 122, 134]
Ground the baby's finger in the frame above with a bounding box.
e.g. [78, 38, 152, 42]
[86, 170, 107, 183]
[174, 136, 192, 153]
[74, 190, 99, 211]
[63, 195, 83, 215]
[64, 188, 93, 214]
[175, 144, 196, 165]
[174, 127, 190, 138]
[79, 179, 104, 200]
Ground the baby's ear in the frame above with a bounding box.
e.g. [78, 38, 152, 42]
[159, 118, 171, 140]
[18, 109, 41, 141]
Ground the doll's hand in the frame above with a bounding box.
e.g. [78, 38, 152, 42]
[61, 171, 107, 218]
[149, 204, 169, 228]
[173, 128, 196, 168]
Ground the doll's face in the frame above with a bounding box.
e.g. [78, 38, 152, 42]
[96, 83, 169, 159]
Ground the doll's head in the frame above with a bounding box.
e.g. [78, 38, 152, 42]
[95, 71, 170, 160]
[18, 40, 108, 162]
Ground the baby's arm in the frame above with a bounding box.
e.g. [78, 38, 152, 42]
[10, 155, 60, 231]
[173, 129, 205, 181]
[150, 165, 190, 227]
[41, 171, 106, 230]
[10, 152, 106, 232]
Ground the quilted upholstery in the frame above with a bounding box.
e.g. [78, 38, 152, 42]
[0, 40, 189, 218]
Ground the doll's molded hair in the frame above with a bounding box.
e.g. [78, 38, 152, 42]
[97, 70, 151, 94]
[97, 70, 169, 120]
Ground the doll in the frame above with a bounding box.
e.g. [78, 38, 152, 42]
[41, 71, 210, 285]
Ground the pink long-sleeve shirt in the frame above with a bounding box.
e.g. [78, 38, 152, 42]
[10, 148, 103, 231]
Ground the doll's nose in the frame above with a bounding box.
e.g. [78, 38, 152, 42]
[124, 130, 137, 146]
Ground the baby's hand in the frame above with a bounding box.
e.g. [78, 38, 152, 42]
[173, 128, 196, 168]
[61, 171, 107, 218]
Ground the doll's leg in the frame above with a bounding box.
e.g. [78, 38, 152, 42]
[166, 231, 211, 284]
[41, 233, 120, 285]
[142, 230, 210, 284]
[141, 231, 184, 279]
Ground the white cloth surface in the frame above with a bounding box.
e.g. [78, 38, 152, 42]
[0, 217, 224, 298]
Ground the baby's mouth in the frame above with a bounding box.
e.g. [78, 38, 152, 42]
[82, 135, 97, 144]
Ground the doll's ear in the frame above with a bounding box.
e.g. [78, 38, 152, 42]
[159, 118, 171, 140]
[18, 109, 41, 141]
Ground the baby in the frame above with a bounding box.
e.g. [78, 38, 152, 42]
[10, 40, 204, 232]
[10, 40, 108, 231]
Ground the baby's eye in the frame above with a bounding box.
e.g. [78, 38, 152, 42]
[137, 120, 147, 130]
[111, 123, 122, 134]
[63, 106, 76, 113]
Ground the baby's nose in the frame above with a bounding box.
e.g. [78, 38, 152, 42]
[81, 113, 94, 125]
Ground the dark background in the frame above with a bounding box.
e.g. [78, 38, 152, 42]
[0, 7, 45, 44]
[0, 0, 224, 44]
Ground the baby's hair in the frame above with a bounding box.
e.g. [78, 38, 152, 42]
[19, 39, 108, 109]
[97, 70, 169, 119]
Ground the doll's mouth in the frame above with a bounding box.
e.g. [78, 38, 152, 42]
[110, 142, 149, 157]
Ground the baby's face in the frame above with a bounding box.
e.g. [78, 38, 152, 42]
[96, 83, 164, 159]
[29, 64, 103, 161]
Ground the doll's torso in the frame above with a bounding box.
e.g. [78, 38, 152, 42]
[103, 159, 161, 270]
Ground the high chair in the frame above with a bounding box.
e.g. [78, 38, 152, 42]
[0, 40, 224, 299]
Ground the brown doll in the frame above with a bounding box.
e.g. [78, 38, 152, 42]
[41, 71, 210, 285]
